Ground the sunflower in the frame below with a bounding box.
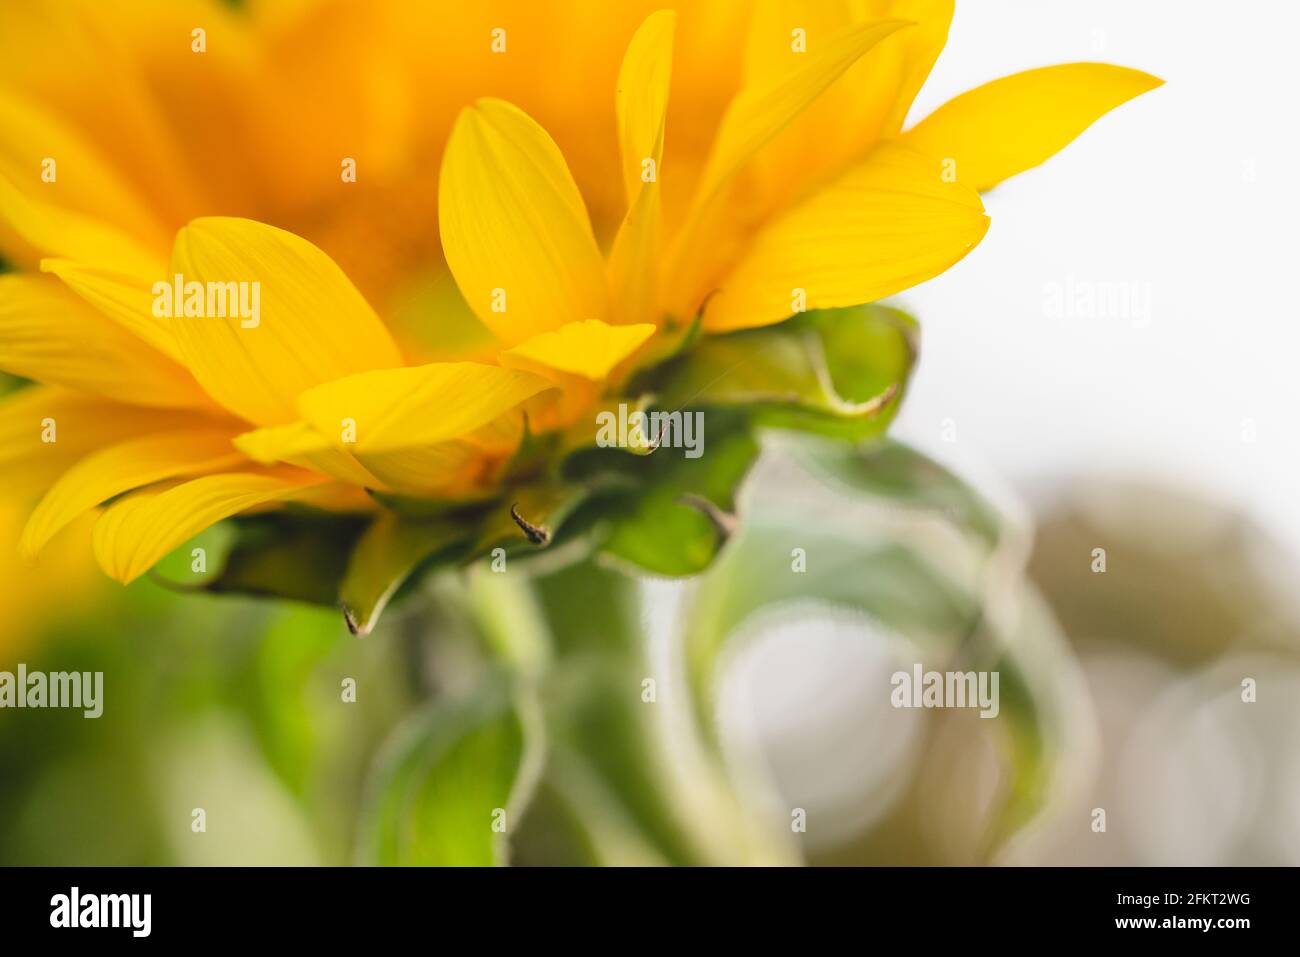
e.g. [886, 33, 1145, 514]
[0, 1, 1159, 631]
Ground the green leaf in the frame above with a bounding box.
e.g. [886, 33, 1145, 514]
[359, 677, 542, 866]
[246, 604, 344, 796]
[793, 437, 1003, 548]
[470, 482, 589, 558]
[203, 510, 367, 606]
[983, 650, 1048, 849]
[804, 304, 917, 404]
[562, 409, 760, 576]
[639, 303, 916, 440]
[601, 489, 721, 576]
[339, 512, 473, 636]
[685, 520, 982, 726]
[679, 440, 1063, 860]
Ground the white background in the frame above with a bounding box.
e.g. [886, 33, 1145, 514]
[894, 0, 1299, 552]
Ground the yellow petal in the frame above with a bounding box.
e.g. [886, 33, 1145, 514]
[357, 413, 525, 499]
[667, 17, 911, 317]
[616, 10, 676, 209]
[608, 10, 675, 327]
[296, 361, 552, 453]
[0, 274, 213, 409]
[703, 141, 988, 332]
[902, 63, 1164, 192]
[0, 0, 208, 226]
[41, 259, 185, 363]
[0, 88, 168, 254]
[92, 467, 329, 584]
[608, 184, 666, 328]
[169, 217, 405, 425]
[0, 384, 210, 500]
[232, 420, 329, 462]
[100, 0, 287, 218]
[438, 98, 607, 346]
[21, 427, 245, 559]
[289, 483, 377, 513]
[0, 171, 165, 279]
[741, 1, 953, 208]
[500, 320, 656, 381]
[878, 0, 954, 132]
[233, 421, 387, 489]
[692, 17, 911, 207]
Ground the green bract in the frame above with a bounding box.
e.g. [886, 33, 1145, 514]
[177, 304, 917, 634]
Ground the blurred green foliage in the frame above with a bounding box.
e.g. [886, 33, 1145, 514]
[0, 568, 413, 864]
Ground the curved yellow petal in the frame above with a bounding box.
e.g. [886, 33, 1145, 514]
[693, 17, 911, 208]
[358, 413, 525, 499]
[0, 274, 214, 409]
[608, 183, 666, 328]
[608, 10, 675, 327]
[232, 419, 330, 462]
[233, 420, 387, 489]
[0, 385, 211, 500]
[703, 141, 987, 332]
[500, 319, 657, 432]
[242, 405, 529, 501]
[170, 217, 405, 425]
[616, 10, 676, 209]
[0, 171, 165, 279]
[438, 98, 607, 346]
[902, 63, 1164, 192]
[879, 0, 954, 132]
[289, 482, 377, 513]
[667, 17, 911, 317]
[741, 1, 953, 208]
[501, 320, 656, 382]
[296, 361, 552, 453]
[92, 467, 329, 584]
[20, 427, 245, 559]
[41, 259, 185, 363]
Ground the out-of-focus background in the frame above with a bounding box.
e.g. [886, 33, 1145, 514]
[897, 0, 1298, 544]
[2, 1, 1297, 866]
[715, 0, 1300, 866]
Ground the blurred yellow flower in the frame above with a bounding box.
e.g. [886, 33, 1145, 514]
[0, 0, 1160, 586]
